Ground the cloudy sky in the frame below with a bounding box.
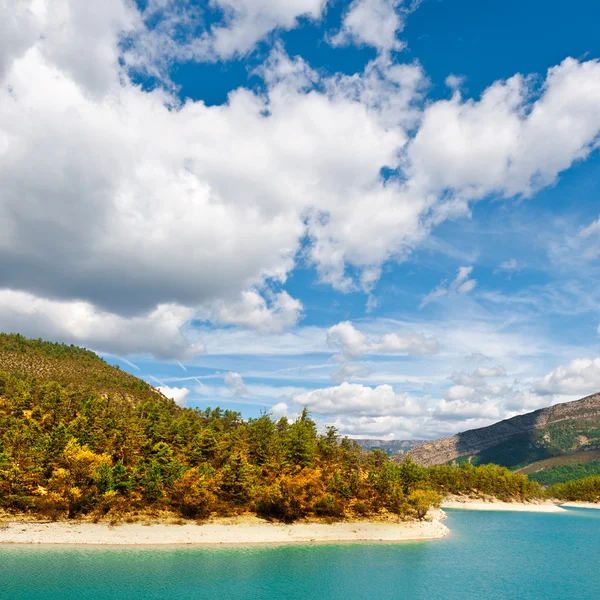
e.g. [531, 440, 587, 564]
[2, 0, 600, 439]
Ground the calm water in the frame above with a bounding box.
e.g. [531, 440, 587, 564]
[1, 508, 599, 600]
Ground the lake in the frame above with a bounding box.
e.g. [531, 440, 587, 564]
[1, 508, 599, 599]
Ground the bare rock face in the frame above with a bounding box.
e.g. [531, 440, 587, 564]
[404, 392, 600, 467]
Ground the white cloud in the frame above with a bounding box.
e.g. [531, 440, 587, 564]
[293, 382, 425, 417]
[377, 331, 441, 354]
[0, 289, 203, 359]
[449, 366, 507, 387]
[157, 385, 190, 406]
[408, 58, 600, 202]
[3, 3, 600, 365]
[125, 0, 327, 73]
[534, 358, 600, 396]
[420, 266, 477, 308]
[445, 74, 465, 90]
[208, 0, 326, 58]
[271, 401, 290, 419]
[0, 0, 44, 82]
[580, 216, 600, 238]
[0, 29, 426, 321]
[579, 215, 600, 259]
[327, 321, 371, 357]
[465, 351, 491, 363]
[473, 365, 507, 378]
[210, 290, 303, 334]
[327, 321, 439, 359]
[495, 258, 525, 274]
[223, 371, 248, 396]
[433, 398, 502, 421]
[330, 362, 372, 382]
[330, 0, 411, 52]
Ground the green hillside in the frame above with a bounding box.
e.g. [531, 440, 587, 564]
[0, 334, 155, 399]
[517, 450, 600, 486]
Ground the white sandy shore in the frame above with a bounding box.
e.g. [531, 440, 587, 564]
[441, 498, 565, 513]
[0, 519, 449, 546]
[559, 502, 600, 510]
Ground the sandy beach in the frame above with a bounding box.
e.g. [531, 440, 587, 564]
[441, 498, 566, 513]
[0, 518, 449, 546]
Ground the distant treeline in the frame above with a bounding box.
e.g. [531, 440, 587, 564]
[528, 462, 600, 486]
[546, 477, 600, 503]
[0, 335, 546, 522]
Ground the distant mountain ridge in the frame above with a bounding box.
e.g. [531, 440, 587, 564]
[353, 439, 423, 455]
[404, 392, 600, 468]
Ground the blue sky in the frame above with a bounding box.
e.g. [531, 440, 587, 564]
[1, 0, 600, 439]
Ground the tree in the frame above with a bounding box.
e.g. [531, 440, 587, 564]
[284, 408, 317, 468]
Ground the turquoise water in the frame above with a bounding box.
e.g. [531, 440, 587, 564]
[1, 508, 599, 599]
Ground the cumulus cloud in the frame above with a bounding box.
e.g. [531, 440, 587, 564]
[293, 382, 425, 417]
[157, 385, 190, 406]
[534, 358, 600, 396]
[420, 266, 477, 308]
[271, 401, 290, 419]
[210, 291, 303, 334]
[274, 351, 595, 438]
[0, 0, 140, 95]
[126, 0, 327, 72]
[433, 398, 502, 421]
[426, 363, 550, 425]
[0, 290, 203, 359]
[445, 74, 465, 90]
[327, 321, 439, 359]
[408, 58, 600, 202]
[0, 0, 44, 82]
[3, 2, 600, 361]
[223, 371, 248, 396]
[330, 0, 414, 52]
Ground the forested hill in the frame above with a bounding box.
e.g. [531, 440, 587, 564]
[0, 333, 159, 402]
[0, 333, 543, 522]
[405, 392, 600, 468]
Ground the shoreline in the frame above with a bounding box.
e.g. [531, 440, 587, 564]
[0, 518, 449, 546]
[441, 498, 566, 513]
[559, 501, 600, 510]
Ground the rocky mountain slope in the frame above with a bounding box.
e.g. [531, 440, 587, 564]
[403, 392, 600, 468]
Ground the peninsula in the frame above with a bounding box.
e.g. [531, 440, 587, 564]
[0, 333, 597, 546]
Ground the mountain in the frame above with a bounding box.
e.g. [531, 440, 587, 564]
[353, 439, 423, 455]
[404, 392, 600, 468]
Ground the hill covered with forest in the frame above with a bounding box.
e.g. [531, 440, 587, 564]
[406, 393, 600, 471]
[0, 334, 547, 522]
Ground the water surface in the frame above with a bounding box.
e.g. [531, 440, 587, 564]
[1, 508, 599, 599]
